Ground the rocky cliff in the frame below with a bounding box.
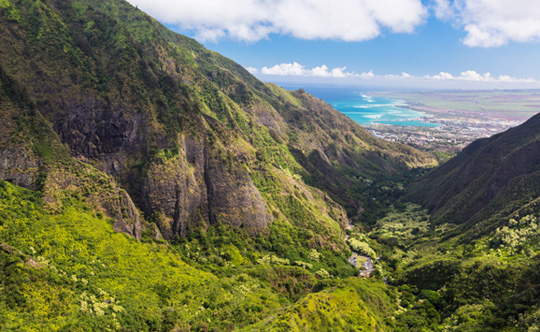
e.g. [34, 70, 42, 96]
[0, 62, 144, 238]
[0, 0, 435, 243]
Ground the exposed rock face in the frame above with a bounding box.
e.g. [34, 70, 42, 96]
[141, 135, 272, 240]
[17, 96, 273, 241]
[38, 165, 144, 240]
[53, 101, 141, 158]
[0, 86, 41, 190]
[52, 100, 148, 178]
[0, 79, 144, 240]
[111, 188, 143, 241]
[0, 150, 40, 189]
[205, 153, 272, 233]
[141, 137, 208, 239]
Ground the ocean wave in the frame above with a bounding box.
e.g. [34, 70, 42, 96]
[396, 113, 419, 118]
[341, 112, 371, 115]
[360, 94, 375, 103]
[328, 93, 432, 126]
[353, 104, 392, 108]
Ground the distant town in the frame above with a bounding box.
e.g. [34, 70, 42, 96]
[367, 118, 519, 153]
[368, 90, 540, 157]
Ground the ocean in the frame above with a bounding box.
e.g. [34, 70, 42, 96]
[282, 85, 439, 127]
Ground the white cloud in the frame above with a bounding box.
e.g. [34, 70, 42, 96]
[260, 62, 361, 78]
[262, 62, 306, 76]
[432, 0, 455, 20]
[426, 70, 535, 82]
[246, 67, 259, 74]
[359, 71, 376, 78]
[127, 0, 427, 42]
[433, 0, 540, 47]
[431, 72, 454, 80]
[384, 72, 413, 79]
[252, 63, 536, 84]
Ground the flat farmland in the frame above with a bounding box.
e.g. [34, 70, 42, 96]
[376, 90, 540, 122]
[367, 90, 540, 156]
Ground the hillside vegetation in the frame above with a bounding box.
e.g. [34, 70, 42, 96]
[0, 0, 438, 330]
[4, 0, 540, 331]
[406, 112, 540, 239]
[0, 0, 435, 240]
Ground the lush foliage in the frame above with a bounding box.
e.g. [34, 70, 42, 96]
[0, 181, 391, 331]
[0, 181, 287, 331]
[2, 0, 540, 331]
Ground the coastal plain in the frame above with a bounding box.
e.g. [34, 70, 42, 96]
[367, 90, 540, 156]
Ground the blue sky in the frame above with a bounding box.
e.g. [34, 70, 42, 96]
[127, 0, 540, 89]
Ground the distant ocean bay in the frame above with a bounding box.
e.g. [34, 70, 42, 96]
[284, 85, 440, 127]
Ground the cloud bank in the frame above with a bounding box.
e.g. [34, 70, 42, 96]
[434, 0, 540, 47]
[127, 0, 426, 42]
[255, 62, 361, 78]
[127, 0, 540, 48]
[426, 70, 535, 83]
[250, 62, 537, 85]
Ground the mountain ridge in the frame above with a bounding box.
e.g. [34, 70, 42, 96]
[5, 0, 540, 331]
[0, 0, 436, 241]
[406, 111, 540, 238]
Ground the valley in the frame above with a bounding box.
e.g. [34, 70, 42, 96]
[1, 0, 540, 331]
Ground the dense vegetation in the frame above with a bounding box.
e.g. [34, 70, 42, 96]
[2, 0, 540, 331]
[0, 180, 453, 331]
[0, 0, 436, 330]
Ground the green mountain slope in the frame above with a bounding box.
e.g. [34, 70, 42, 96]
[2, 178, 426, 331]
[0, 60, 144, 238]
[406, 112, 540, 236]
[0, 0, 441, 330]
[0, 0, 434, 242]
[385, 111, 540, 331]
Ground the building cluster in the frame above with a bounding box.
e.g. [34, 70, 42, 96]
[367, 119, 521, 152]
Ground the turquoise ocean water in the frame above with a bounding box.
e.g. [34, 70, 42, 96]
[283, 85, 440, 127]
